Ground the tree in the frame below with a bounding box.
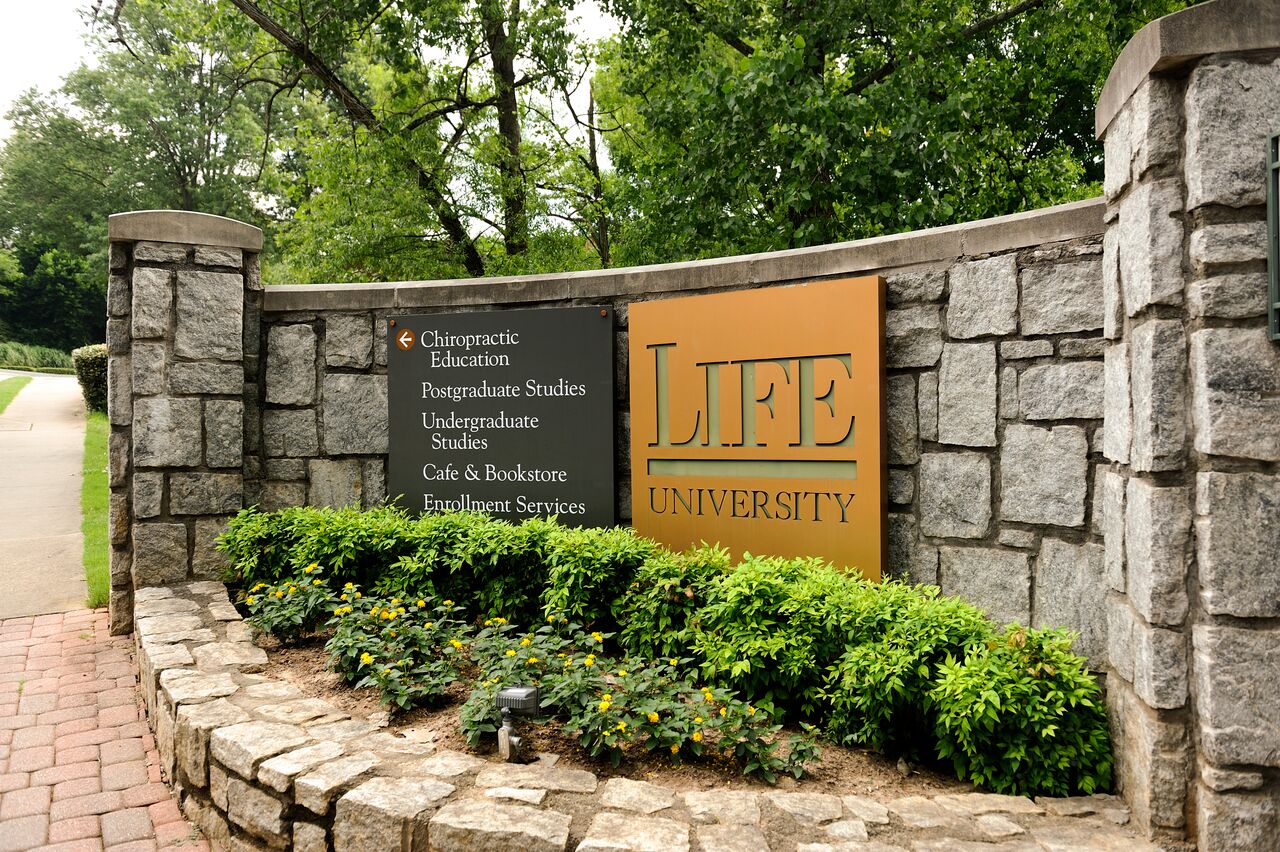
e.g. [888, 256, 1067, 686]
[596, 0, 1191, 263]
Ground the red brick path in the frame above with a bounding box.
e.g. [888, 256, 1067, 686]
[0, 610, 207, 852]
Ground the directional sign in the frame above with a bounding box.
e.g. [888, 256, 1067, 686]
[395, 328, 416, 351]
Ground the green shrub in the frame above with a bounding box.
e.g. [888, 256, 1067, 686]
[930, 625, 1112, 796]
[243, 564, 335, 642]
[0, 340, 74, 370]
[71, 344, 107, 412]
[617, 544, 731, 660]
[822, 589, 992, 756]
[540, 525, 660, 626]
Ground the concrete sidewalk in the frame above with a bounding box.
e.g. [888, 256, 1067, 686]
[0, 374, 88, 618]
[0, 608, 206, 851]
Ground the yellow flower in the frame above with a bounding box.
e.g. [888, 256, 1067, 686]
[670, 743, 680, 754]
[398, 608, 406, 615]
[360, 652, 373, 665]
[617, 669, 628, 678]
[591, 632, 603, 643]
[354, 592, 362, 599]
[669, 659, 679, 667]
[252, 583, 265, 592]
[425, 622, 434, 629]
[692, 731, 703, 743]
[719, 707, 727, 717]
[449, 639, 463, 650]
[484, 619, 493, 627]
[442, 599, 453, 606]
[583, 656, 595, 667]
[339, 594, 348, 601]
[506, 650, 517, 657]
[547, 615, 557, 623]
[344, 582, 355, 590]
[245, 595, 256, 605]
[520, 638, 532, 647]
[304, 564, 317, 574]
[371, 607, 381, 617]
[312, 579, 322, 586]
[560, 617, 568, 624]
[417, 599, 426, 608]
[388, 630, 397, 637]
[273, 590, 284, 599]
[603, 694, 613, 701]
[694, 716, 703, 724]
[747, 706, 756, 716]
[616, 721, 627, 732]
[647, 712, 660, 723]
[390, 598, 400, 605]
[493, 617, 506, 625]
[704, 695, 715, 704]
[599, 700, 611, 712]
[526, 657, 539, 665]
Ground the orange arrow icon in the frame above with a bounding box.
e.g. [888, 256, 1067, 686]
[395, 328, 416, 351]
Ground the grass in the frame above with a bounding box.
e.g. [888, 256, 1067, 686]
[0, 376, 32, 415]
[82, 410, 110, 608]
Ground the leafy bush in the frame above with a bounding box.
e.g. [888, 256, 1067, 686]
[930, 625, 1112, 797]
[617, 544, 730, 660]
[541, 525, 660, 627]
[823, 590, 993, 756]
[0, 340, 74, 370]
[71, 344, 107, 412]
[242, 565, 335, 642]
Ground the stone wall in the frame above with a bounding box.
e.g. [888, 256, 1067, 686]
[1094, 0, 1280, 848]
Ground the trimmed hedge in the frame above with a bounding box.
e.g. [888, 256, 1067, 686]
[217, 505, 1112, 796]
[71, 344, 108, 412]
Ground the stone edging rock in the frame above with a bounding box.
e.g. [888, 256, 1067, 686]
[138, 581, 1149, 851]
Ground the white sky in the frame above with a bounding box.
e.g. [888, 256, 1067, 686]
[0, 1, 617, 142]
[0, 0, 96, 140]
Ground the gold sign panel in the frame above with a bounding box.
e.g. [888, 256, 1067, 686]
[628, 277, 886, 580]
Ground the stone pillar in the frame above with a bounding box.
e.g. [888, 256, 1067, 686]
[1097, 1, 1280, 847]
[106, 212, 263, 635]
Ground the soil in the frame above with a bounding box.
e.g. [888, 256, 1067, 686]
[258, 632, 973, 800]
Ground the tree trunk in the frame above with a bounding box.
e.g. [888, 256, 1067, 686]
[482, 0, 528, 257]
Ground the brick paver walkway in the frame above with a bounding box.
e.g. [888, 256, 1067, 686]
[0, 609, 206, 852]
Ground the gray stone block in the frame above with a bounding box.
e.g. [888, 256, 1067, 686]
[132, 267, 174, 339]
[170, 473, 241, 516]
[132, 343, 165, 397]
[1194, 625, 1280, 767]
[326, 314, 373, 369]
[168, 362, 243, 395]
[1196, 785, 1280, 852]
[295, 751, 381, 815]
[133, 523, 189, 586]
[578, 811, 689, 852]
[227, 776, 285, 841]
[1000, 425, 1088, 528]
[1124, 478, 1190, 627]
[938, 343, 996, 447]
[375, 316, 389, 367]
[887, 469, 914, 505]
[1033, 539, 1106, 668]
[1102, 470, 1126, 593]
[886, 306, 942, 368]
[1132, 619, 1188, 710]
[430, 799, 572, 852]
[205, 400, 243, 469]
[195, 246, 243, 268]
[919, 453, 990, 539]
[1196, 471, 1280, 618]
[1131, 320, 1186, 471]
[134, 473, 163, 519]
[266, 325, 318, 405]
[334, 777, 456, 852]
[1019, 362, 1104, 420]
[134, 398, 202, 467]
[1130, 77, 1181, 178]
[108, 492, 128, 546]
[887, 514, 937, 586]
[999, 340, 1052, 360]
[939, 546, 1030, 626]
[192, 516, 231, 580]
[917, 371, 938, 442]
[108, 432, 128, 488]
[1190, 222, 1268, 267]
[1191, 327, 1280, 461]
[1020, 259, 1103, 335]
[1106, 677, 1189, 833]
[1103, 343, 1131, 464]
[323, 374, 389, 454]
[211, 720, 311, 779]
[1103, 103, 1131, 201]
[309, 459, 363, 509]
[109, 242, 129, 271]
[260, 481, 306, 511]
[362, 460, 387, 508]
[997, 528, 1036, 549]
[107, 355, 132, 427]
[999, 366, 1017, 421]
[886, 268, 945, 305]
[1186, 60, 1280, 209]
[886, 375, 918, 465]
[1189, 272, 1269, 319]
[1103, 227, 1123, 340]
[263, 409, 318, 458]
[135, 241, 189, 262]
[106, 317, 130, 356]
[1117, 179, 1184, 315]
[174, 270, 243, 362]
[1058, 338, 1107, 358]
[946, 255, 1017, 339]
[266, 458, 306, 480]
[108, 273, 131, 319]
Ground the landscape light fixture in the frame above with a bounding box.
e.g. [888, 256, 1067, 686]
[496, 685, 540, 763]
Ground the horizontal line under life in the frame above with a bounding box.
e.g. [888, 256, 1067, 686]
[647, 459, 858, 480]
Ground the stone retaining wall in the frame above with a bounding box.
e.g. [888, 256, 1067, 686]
[139, 581, 1151, 852]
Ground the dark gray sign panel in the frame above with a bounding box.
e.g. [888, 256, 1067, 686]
[388, 307, 615, 527]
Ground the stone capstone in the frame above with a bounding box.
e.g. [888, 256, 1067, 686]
[405, 749, 487, 778]
[940, 546, 1030, 626]
[1196, 471, 1280, 618]
[1020, 260, 1104, 335]
[947, 255, 1018, 339]
[473, 763, 596, 793]
[1000, 425, 1088, 528]
[938, 343, 997, 447]
[696, 824, 770, 852]
[600, 777, 675, 814]
[683, 790, 760, 825]
[191, 641, 268, 673]
[485, 787, 546, 804]
[840, 795, 889, 824]
[210, 720, 311, 778]
[577, 811, 690, 852]
[160, 669, 239, 707]
[430, 799, 571, 852]
[1191, 327, 1280, 462]
[295, 751, 381, 814]
[322, 374, 389, 454]
[1018, 362, 1104, 421]
[258, 741, 346, 793]
[174, 270, 243, 362]
[266, 325, 318, 405]
[766, 792, 844, 823]
[334, 777, 455, 852]
[918, 453, 991, 539]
